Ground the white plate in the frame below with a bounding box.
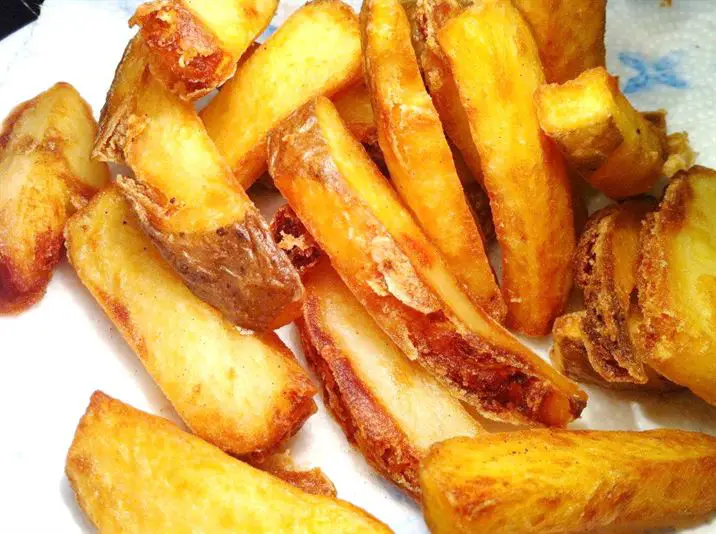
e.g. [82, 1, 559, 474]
[0, 0, 715, 532]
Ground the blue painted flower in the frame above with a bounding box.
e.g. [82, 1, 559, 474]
[618, 51, 688, 94]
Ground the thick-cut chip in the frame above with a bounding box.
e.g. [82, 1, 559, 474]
[130, 0, 277, 100]
[65, 188, 316, 458]
[66, 392, 390, 532]
[360, 0, 505, 321]
[299, 260, 481, 498]
[200, 0, 362, 189]
[574, 200, 656, 383]
[93, 37, 303, 331]
[638, 166, 716, 406]
[550, 312, 678, 392]
[0, 83, 109, 313]
[439, 0, 575, 335]
[253, 452, 337, 497]
[410, 0, 482, 184]
[513, 0, 606, 84]
[420, 430, 716, 534]
[536, 67, 666, 199]
[268, 97, 586, 427]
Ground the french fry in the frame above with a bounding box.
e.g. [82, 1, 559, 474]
[0, 83, 109, 313]
[409, 0, 483, 184]
[420, 430, 716, 534]
[270, 204, 324, 277]
[550, 312, 679, 392]
[438, 0, 575, 335]
[254, 452, 337, 497]
[66, 392, 390, 532]
[299, 260, 482, 498]
[93, 37, 303, 331]
[513, 0, 606, 84]
[130, 0, 277, 100]
[638, 166, 716, 406]
[268, 97, 586, 427]
[574, 200, 657, 383]
[200, 0, 362, 189]
[536, 67, 666, 199]
[360, 0, 505, 321]
[65, 188, 317, 458]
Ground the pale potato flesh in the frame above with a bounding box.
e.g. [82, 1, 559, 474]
[438, 0, 575, 335]
[131, 0, 277, 99]
[421, 430, 716, 534]
[0, 83, 109, 313]
[66, 392, 391, 533]
[360, 0, 505, 321]
[638, 166, 716, 405]
[269, 97, 586, 427]
[65, 188, 317, 458]
[301, 260, 481, 497]
[201, 0, 363, 189]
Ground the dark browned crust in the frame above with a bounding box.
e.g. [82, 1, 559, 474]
[252, 452, 337, 497]
[117, 175, 304, 331]
[131, 0, 237, 100]
[463, 181, 495, 245]
[297, 317, 423, 499]
[268, 100, 587, 427]
[574, 200, 656, 383]
[550, 312, 680, 392]
[270, 204, 325, 277]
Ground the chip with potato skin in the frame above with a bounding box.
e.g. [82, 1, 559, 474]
[65, 187, 317, 459]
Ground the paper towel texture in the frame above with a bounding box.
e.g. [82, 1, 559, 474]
[0, 1, 714, 532]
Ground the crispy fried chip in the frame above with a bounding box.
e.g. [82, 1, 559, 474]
[536, 67, 666, 199]
[94, 37, 303, 331]
[420, 430, 716, 533]
[66, 392, 390, 532]
[65, 188, 317, 458]
[438, 0, 575, 335]
[638, 166, 716, 406]
[299, 260, 481, 498]
[0, 83, 109, 313]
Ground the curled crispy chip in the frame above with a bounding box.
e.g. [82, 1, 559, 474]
[299, 260, 482, 498]
[420, 430, 716, 534]
[513, 0, 606, 84]
[574, 199, 657, 383]
[269, 97, 586, 427]
[536, 67, 666, 199]
[65, 188, 317, 458]
[94, 37, 303, 331]
[638, 166, 716, 406]
[200, 0, 363, 189]
[0, 83, 109, 313]
[66, 392, 391, 532]
[360, 0, 505, 320]
[438, 0, 575, 335]
[550, 312, 679, 392]
[130, 0, 277, 99]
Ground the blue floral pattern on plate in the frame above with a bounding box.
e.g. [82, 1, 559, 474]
[619, 51, 688, 94]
